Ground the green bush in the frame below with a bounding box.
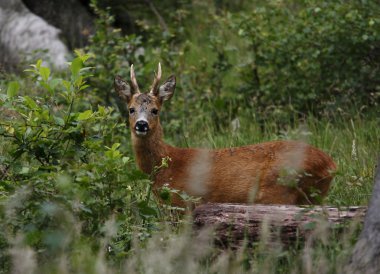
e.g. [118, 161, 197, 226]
[85, 4, 146, 118]
[220, 1, 380, 114]
[0, 55, 166, 270]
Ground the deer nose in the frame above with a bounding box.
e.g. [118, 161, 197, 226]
[135, 120, 149, 133]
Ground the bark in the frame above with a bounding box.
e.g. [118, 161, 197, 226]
[193, 203, 366, 248]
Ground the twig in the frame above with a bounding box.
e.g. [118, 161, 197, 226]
[145, 0, 169, 33]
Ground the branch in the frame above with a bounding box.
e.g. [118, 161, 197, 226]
[145, 0, 169, 33]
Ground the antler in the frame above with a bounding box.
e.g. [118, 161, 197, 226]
[150, 62, 162, 95]
[130, 64, 140, 93]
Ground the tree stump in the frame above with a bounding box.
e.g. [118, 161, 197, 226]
[345, 159, 380, 274]
[193, 204, 367, 248]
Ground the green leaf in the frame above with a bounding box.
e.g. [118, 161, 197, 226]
[137, 201, 157, 217]
[20, 167, 30, 174]
[79, 84, 90, 91]
[74, 76, 84, 88]
[40, 82, 53, 95]
[50, 78, 61, 89]
[36, 59, 42, 69]
[23, 96, 38, 109]
[39, 66, 50, 82]
[24, 127, 32, 138]
[122, 156, 130, 164]
[71, 58, 83, 77]
[0, 93, 7, 102]
[62, 80, 71, 92]
[54, 116, 65, 126]
[97, 105, 107, 116]
[111, 143, 121, 150]
[74, 50, 92, 63]
[159, 188, 171, 201]
[77, 110, 93, 121]
[7, 81, 20, 98]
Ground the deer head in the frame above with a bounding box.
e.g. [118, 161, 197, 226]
[114, 63, 176, 137]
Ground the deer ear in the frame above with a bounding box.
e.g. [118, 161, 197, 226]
[158, 75, 176, 102]
[114, 75, 132, 103]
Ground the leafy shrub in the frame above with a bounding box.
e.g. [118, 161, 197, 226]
[85, 4, 146, 118]
[229, 1, 380, 114]
[0, 55, 165, 270]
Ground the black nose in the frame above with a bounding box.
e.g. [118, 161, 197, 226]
[135, 120, 149, 132]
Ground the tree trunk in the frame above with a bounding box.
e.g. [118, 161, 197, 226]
[193, 204, 366, 248]
[345, 158, 380, 274]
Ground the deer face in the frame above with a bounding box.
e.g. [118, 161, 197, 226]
[114, 63, 176, 137]
[126, 93, 160, 137]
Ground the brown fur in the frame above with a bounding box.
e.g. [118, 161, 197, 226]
[114, 66, 336, 207]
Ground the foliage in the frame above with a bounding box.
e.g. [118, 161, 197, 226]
[0, 56, 170, 271]
[85, 3, 146, 118]
[232, 0, 380, 114]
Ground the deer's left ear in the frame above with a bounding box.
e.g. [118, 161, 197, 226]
[158, 75, 176, 102]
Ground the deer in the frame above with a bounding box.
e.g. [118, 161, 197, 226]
[114, 63, 337, 207]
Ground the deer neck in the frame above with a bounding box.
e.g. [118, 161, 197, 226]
[131, 124, 169, 174]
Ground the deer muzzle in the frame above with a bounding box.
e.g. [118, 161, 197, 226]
[134, 120, 149, 136]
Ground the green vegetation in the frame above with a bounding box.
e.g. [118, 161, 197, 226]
[0, 0, 379, 273]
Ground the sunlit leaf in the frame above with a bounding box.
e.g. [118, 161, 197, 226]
[39, 66, 50, 82]
[54, 116, 65, 126]
[71, 57, 83, 77]
[77, 110, 93, 121]
[23, 96, 38, 109]
[7, 81, 19, 98]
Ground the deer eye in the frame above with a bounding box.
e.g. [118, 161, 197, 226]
[151, 108, 159, 115]
[129, 108, 135, 114]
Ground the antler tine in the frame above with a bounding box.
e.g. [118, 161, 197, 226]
[150, 62, 162, 95]
[130, 64, 140, 93]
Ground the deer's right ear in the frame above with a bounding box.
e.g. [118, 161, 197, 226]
[114, 75, 132, 103]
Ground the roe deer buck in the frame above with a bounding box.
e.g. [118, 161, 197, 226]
[114, 63, 336, 206]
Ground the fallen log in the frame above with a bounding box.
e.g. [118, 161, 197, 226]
[193, 203, 367, 248]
